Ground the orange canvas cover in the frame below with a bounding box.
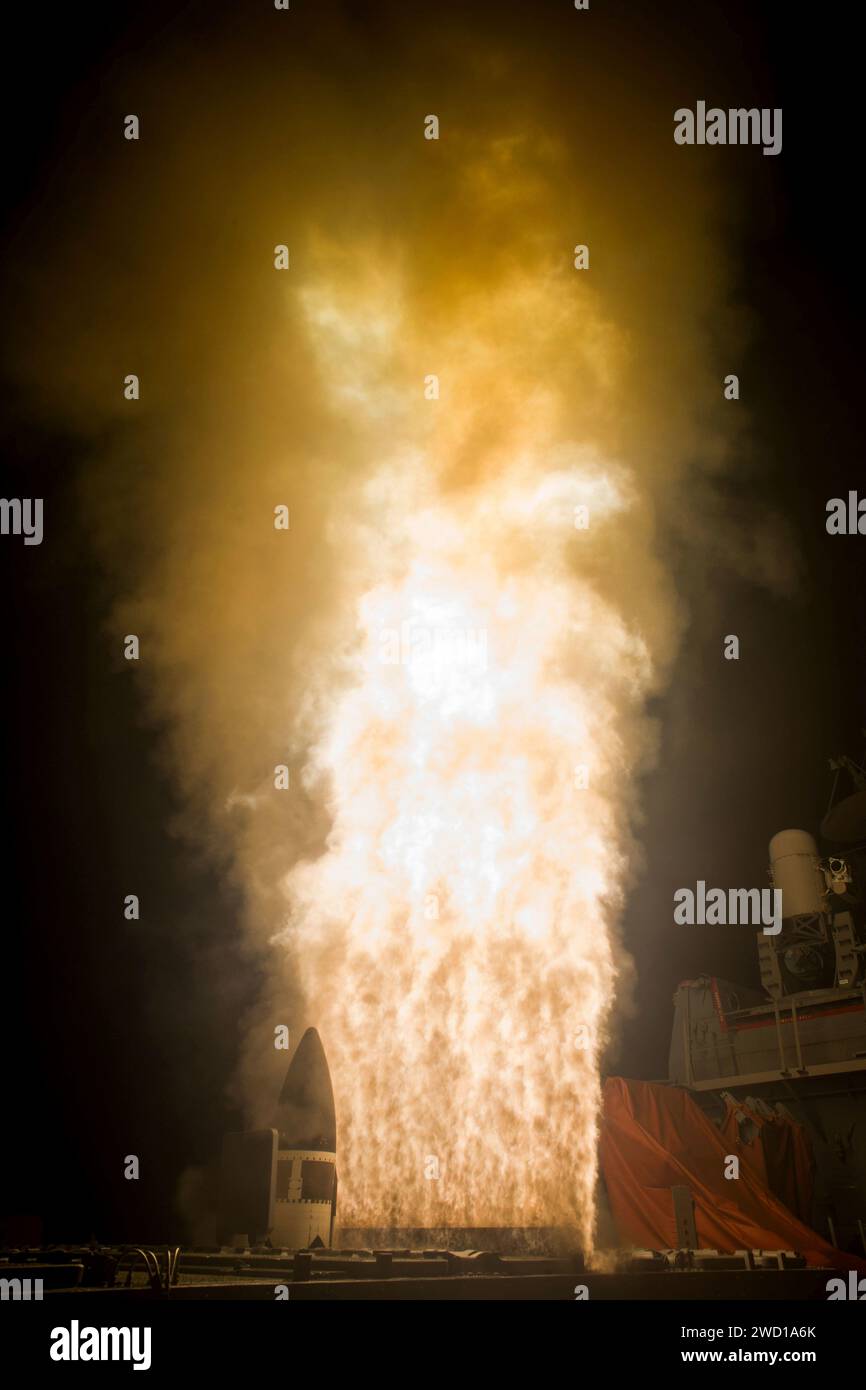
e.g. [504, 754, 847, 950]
[599, 1076, 866, 1271]
[718, 1095, 814, 1223]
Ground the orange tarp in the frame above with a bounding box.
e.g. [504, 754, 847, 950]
[600, 1077, 866, 1271]
[718, 1095, 815, 1224]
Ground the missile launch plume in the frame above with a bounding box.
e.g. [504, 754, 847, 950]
[2, 2, 796, 1248]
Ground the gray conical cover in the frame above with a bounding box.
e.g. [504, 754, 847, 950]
[274, 1027, 336, 1152]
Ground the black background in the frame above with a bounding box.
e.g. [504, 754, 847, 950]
[1, 0, 863, 1244]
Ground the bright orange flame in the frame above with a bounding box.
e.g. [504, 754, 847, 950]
[279, 267, 654, 1244]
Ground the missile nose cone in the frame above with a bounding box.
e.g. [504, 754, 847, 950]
[274, 1026, 336, 1152]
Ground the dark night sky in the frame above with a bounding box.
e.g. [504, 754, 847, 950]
[1, 1, 864, 1242]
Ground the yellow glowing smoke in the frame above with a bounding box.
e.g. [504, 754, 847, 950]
[3, 3, 788, 1248]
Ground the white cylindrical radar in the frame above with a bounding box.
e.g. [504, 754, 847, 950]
[769, 829, 826, 919]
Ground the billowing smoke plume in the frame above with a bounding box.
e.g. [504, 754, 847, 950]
[4, 2, 794, 1247]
